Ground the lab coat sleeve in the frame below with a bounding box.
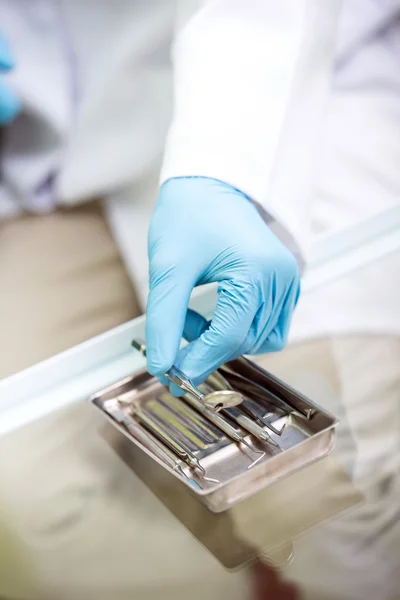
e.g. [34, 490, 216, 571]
[160, 0, 340, 259]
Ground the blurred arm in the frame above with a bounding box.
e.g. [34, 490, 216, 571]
[161, 0, 340, 260]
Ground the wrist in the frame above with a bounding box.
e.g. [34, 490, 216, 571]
[160, 176, 252, 203]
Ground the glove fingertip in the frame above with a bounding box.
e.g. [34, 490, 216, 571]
[145, 340, 172, 377]
[182, 309, 209, 342]
[176, 339, 223, 385]
[157, 374, 169, 387]
[169, 382, 185, 397]
[257, 329, 287, 354]
[146, 358, 169, 378]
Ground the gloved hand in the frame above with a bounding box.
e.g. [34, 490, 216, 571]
[0, 33, 20, 124]
[146, 177, 300, 390]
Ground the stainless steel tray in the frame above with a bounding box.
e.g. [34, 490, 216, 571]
[89, 358, 337, 513]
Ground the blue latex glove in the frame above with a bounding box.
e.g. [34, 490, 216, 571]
[146, 177, 300, 390]
[0, 34, 20, 125]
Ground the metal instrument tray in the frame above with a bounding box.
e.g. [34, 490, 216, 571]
[89, 358, 337, 513]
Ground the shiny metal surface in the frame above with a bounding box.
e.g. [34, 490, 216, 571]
[221, 367, 302, 419]
[220, 403, 279, 447]
[103, 398, 201, 489]
[159, 393, 221, 443]
[239, 397, 286, 436]
[104, 398, 180, 468]
[203, 389, 244, 410]
[145, 399, 213, 451]
[225, 357, 315, 419]
[179, 391, 264, 461]
[132, 339, 243, 410]
[206, 371, 277, 428]
[129, 405, 205, 473]
[165, 365, 205, 402]
[181, 393, 244, 442]
[234, 415, 279, 447]
[167, 366, 243, 411]
[90, 355, 338, 512]
[207, 368, 286, 436]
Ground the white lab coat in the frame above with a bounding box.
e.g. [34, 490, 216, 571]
[0, 0, 399, 340]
